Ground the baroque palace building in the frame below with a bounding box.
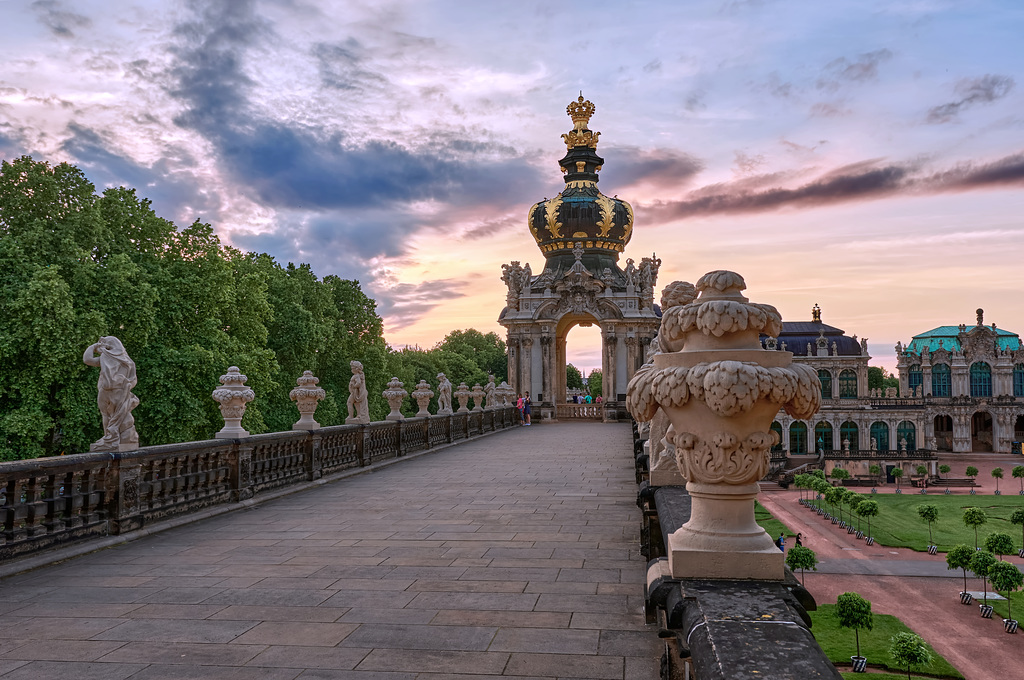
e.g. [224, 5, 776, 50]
[768, 306, 1024, 456]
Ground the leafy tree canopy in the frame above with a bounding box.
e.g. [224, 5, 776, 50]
[566, 363, 584, 390]
[587, 368, 603, 399]
[868, 366, 899, 391]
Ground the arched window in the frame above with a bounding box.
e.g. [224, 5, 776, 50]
[870, 421, 890, 451]
[970, 362, 992, 398]
[818, 369, 832, 400]
[1014, 364, 1024, 397]
[908, 364, 922, 396]
[770, 421, 783, 452]
[839, 369, 858, 399]
[931, 363, 950, 398]
[840, 421, 859, 451]
[789, 422, 808, 454]
[896, 421, 916, 452]
[814, 421, 833, 452]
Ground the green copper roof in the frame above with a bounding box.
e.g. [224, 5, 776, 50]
[906, 325, 1021, 353]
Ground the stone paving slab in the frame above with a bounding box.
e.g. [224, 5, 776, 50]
[0, 422, 658, 679]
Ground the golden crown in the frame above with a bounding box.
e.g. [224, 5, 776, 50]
[566, 95, 595, 130]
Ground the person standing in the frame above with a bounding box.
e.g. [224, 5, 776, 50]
[794, 533, 803, 547]
[516, 393, 525, 425]
[776, 533, 786, 552]
[523, 394, 532, 426]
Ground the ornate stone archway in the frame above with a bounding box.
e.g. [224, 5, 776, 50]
[498, 97, 661, 421]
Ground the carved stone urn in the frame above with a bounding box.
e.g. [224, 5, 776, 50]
[455, 382, 472, 413]
[411, 380, 435, 417]
[497, 381, 513, 406]
[382, 378, 408, 421]
[290, 370, 326, 430]
[470, 384, 486, 412]
[212, 366, 256, 439]
[627, 271, 820, 579]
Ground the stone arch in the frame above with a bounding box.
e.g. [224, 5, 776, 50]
[971, 410, 993, 452]
[840, 420, 859, 451]
[896, 421, 916, 452]
[817, 369, 832, 401]
[870, 421, 890, 451]
[814, 421, 833, 452]
[790, 421, 808, 454]
[970, 362, 992, 398]
[931, 363, 951, 397]
[839, 369, 857, 399]
[933, 414, 953, 451]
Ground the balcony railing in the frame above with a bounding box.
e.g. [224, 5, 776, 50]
[556, 403, 604, 420]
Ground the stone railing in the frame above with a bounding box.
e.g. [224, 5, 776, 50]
[555, 403, 603, 420]
[821, 448, 937, 461]
[0, 408, 516, 564]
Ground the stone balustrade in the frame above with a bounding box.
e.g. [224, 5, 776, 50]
[0, 408, 516, 565]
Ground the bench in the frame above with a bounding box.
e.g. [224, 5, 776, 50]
[929, 478, 977, 487]
[840, 479, 875, 487]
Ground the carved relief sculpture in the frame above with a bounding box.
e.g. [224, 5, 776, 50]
[290, 370, 326, 430]
[382, 378, 408, 420]
[345, 361, 370, 424]
[626, 270, 821, 580]
[455, 382, 472, 413]
[212, 366, 256, 439]
[436, 373, 454, 415]
[412, 380, 435, 417]
[470, 383, 486, 412]
[483, 374, 496, 410]
[83, 336, 139, 451]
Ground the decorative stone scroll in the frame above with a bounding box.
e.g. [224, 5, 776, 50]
[437, 373, 454, 415]
[455, 382, 472, 413]
[470, 384, 486, 412]
[212, 367, 256, 439]
[290, 371, 326, 430]
[627, 270, 821, 580]
[345, 361, 370, 424]
[412, 380, 435, 417]
[83, 336, 140, 452]
[382, 378, 408, 421]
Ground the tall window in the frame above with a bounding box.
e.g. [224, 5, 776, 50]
[814, 421, 833, 452]
[896, 421, 916, 452]
[908, 364, 922, 395]
[789, 422, 808, 454]
[970, 362, 992, 398]
[839, 369, 858, 399]
[818, 369, 832, 400]
[1014, 364, 1024, 397]
[931, 363, 951, 397]
[870, 421, 890, 451]
[840, 421, 859, 451]
[770, 421, 783, 452]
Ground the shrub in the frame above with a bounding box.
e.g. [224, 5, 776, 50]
[889, 632, 932, 679]
[984, 532, 1015, 561]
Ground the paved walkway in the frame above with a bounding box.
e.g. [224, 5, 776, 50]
[0, 422, 658, 680]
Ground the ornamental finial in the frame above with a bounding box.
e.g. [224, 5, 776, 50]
[567, 94, 595, 131]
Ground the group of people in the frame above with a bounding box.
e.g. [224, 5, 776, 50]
[516, 393, 532, 426]
[776, 532, 803, 552]
[569, 394, 601, 404]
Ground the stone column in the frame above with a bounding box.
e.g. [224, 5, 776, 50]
[540, 335, 553, 405]
[627, 270, 820, 580]
[520, 338, 533, 399]
[212, 367, 255, 439]
[602, 330, 617, 403]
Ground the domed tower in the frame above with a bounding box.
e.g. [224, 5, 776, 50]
[528, 95, 635, 274]
[499, 95, 662, 421]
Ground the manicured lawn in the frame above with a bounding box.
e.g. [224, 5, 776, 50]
[811, 604, 963, 679]
[799, 493, 1024, 552]
[755, 500, 793, 540]
[986, 588, 1024, 622]
[840, 674, 927, 680]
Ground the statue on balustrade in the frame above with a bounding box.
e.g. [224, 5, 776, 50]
[83, 336, 139, 452]
[437, 373, 453, 415]
[345, 360, 370, 424]
[484, 374, 496, 410]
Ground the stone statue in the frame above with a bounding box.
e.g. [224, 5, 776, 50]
[455, 382, 471, 413]
[345, 361, 370, 424]
[899, 437, 907, 452]
[83, 336, 139, 451]
[290, 371, 326, 430]
[382, 378, 408, 420]
[483, 374, 496, 409]
[212, 366, 255, 439]
[412, 380, 434, 417]
[870, 437, 877, 452]
[842, 438, 850, 453]
[436, 373, 453, 415]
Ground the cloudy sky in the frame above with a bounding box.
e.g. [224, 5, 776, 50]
[2, 0, 1023, 375]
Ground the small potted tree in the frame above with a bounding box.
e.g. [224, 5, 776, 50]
[856, 499, 879, 545]
[987, 561, 1023, 633]
[848, 493, 865, 538]
[1011, 508, 1024, 558]
[962, 507, 988, 549]
[794, 473, 809, 505]
[966, 465, 979, 494]
[916, 504, 939, 554]
[786, 545, 817, 586]
[970, 550, 997, 618]
[825, 485, 844, 524]
[836, 592, 873, 673]
[946, 544, 975, 604]
[992, 467, 1004, 495]
[869, 464, 881, 493]
[938, 463, 951, 479]
[892, 466, 904, 493]
[843, 490, 860, 534]
[984, 532, 1015, 561]
[915, 464, 929, 494]
[1012, 464, 1024, 496]
[889, 632, 932, 680]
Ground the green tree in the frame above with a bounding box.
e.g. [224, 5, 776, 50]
[847, 493, 865, 532]
[868, 366, 900, 392]
[785, 545, 818, 585]
[915, 464, 927, 477]
[991, 467, 1004, 493]
[436, 329, 507, 383]
[889, 632, 932, 680]
[1012, 465, 1024, 494]
[869, 464, 881, 481]
[587, 369, 603, 400]
[916, 504, 939, 546]
[830, 467, 849, 482]
[988, 561, 1024, 622]
[1010, 508, 1024, 552]
[984, 532, 1015, 561]
[970, 550, 997, 605]
[825, 486, 845, 522]
[962, 507, 988, 549]
[566, 363, 584, 390]
[856, 499, 879, 540]
[891, 466, 903, 491]
[835, 592, 873, 660]
[938, 464, 951, 478]
[965, 465, 979, 482]
[946, 544, 975, 595]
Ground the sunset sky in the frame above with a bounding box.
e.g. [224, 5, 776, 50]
[2, 0, 1023, 376]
